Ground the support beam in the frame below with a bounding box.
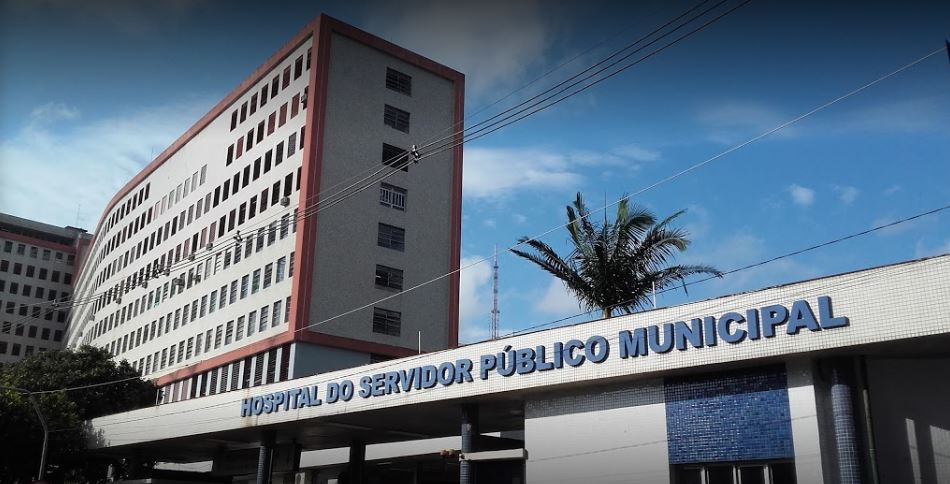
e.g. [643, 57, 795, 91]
[256, 434, 275, 484]
[460, 404, 479, 484]
[348, 440, 366, 484]
[830, 363, 862, 484]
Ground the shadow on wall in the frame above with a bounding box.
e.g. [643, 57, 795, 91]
[867, 357, 950, 484]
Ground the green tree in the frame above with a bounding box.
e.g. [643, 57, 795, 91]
[0, 345, 154, 483]
[512, 192, 720, 318]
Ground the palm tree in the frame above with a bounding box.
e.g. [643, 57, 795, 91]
[511, 192, 720, 318]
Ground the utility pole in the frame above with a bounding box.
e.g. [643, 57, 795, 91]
[1, 386, 49, 481]
[490, 245, 500, 340]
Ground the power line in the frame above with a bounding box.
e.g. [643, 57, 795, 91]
[49, 44, 944, 359]
[505, 203, 950, 336]
[60, 0, 740, 339]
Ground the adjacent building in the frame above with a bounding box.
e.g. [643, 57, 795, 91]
[0, 212, 91, 363]
[65, 15, 464, 403]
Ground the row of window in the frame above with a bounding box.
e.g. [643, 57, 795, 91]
[74, 49, 312, 334]
[103, 166, 204, 259]
[94, 247, 295, 346]
[94, 129, 302, 293]
[0, 260, 72, 284]
[0, 321, 63, 342]
[0, 280, 68, 302]
[2, 300, 68, 322]
[103, 182, 151, 240]
[227, 93, 306, 166]
[230, 49, 310, 132]
[155, 344, 292, 404]
[98, 166, 207, 266]
[125, 294, 292, 377]
[1, 241, 75, 265]
[0, 341, 54, 358]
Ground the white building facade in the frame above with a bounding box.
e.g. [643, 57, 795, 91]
[66, 15, 464, 403]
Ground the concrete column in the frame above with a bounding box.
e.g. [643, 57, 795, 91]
[831, 363, 862, 484]
[256, 434, 275, 484]
[348, 440, 366, 484]
[460, 404, 479, 484]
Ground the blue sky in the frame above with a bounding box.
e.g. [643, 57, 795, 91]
[1, 0, 948, 343]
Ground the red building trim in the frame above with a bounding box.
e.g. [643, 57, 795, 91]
[289, 18, 330, 337]
[447, 81, 465, 349]
[80, 18, 322, 262]
[153, 332, 294, 387]
[0, 231, 78, 254]
[82, 14, 463, 382]
[289, 16, 464, 356]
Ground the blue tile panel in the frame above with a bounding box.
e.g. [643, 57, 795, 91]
[665, 365, 794, 464]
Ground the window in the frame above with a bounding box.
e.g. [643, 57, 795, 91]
[380, 183, 407, 210]
[372, 308, 401, 336]
[236, 316, 245, 341]
[384, 105, 410, 132]
[252, 269, 261, 294]
[282, 66, 291, 88]
[386, 68, 412, 95]
[2, 241, 10, 253]
[276, 257, 286, 283]
[248, 311, 257, 337]
[382, 143, 409, 171]
[294, 55, 304, 79]
[377, 223, 405, 251]
[259, 306, 269, 331]
[263, 263, 273, 289]
[271, 75, 279, 98]
[272, 300, 282, 326]
[261, 85, 269, 106]
[287, 133, 297, 157]
[375, 265, 404, 290]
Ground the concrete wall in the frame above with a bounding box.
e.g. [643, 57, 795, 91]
[787, 359, 826, 483]
[524, 380, 669, 484]
[309, 32, 457, 351]
[867, 357, 950, 484]
[291, 341, 370, 378]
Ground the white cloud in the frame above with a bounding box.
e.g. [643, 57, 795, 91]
[463, 147, 583, 200]
[482, 219, 497, 229]
[458, 256, 493, 343]
[681, 232, 818, 296]
[914, 239, 950, 258]
[697, 102, 797, 144]
[833, 185, 859, 204]
[534, 278, 583, 316]
[512, 213, 528, 224]
[0, 98, 215, 229]
[364, 0, 552, 100]
[463, 145, 658, 201]
[788, 184, 815, 207]
[612, 143, 661, 162]
[29, 102, 80, 126]
[883, 185, 902, 196]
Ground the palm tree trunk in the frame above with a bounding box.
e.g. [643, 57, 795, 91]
[602, 307, 612, 319]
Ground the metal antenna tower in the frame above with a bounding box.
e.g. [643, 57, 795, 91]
[490, 245, 500, 339]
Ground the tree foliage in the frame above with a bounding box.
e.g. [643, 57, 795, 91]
[512, 192, 721, 318]
[0, 345, 154, 483]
